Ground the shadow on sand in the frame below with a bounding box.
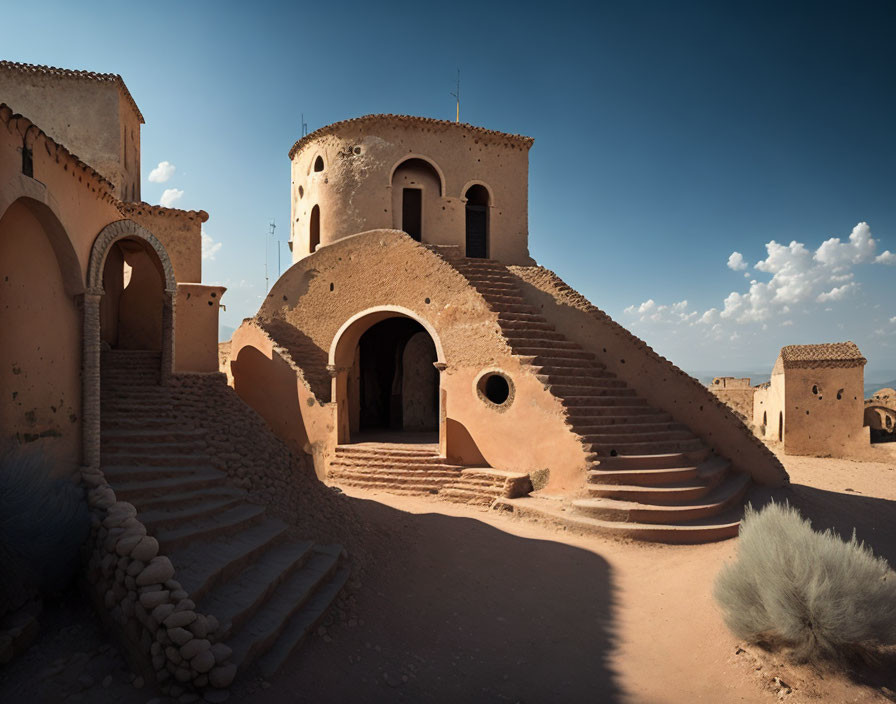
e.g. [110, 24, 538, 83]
[246, 496, 622, 703]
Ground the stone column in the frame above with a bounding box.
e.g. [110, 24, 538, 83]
[81, 290, 103, 471]
[161, 288, 176, 384]
[434, 362, 448, 457]
[327, 364, 351, 444]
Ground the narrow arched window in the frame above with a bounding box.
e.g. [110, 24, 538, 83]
[464, 184, 489, 258]
[310, 205, 320, 253]
[314, 156, 325, 172]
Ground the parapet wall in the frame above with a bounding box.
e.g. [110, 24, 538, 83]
[509, 265, 788, 487]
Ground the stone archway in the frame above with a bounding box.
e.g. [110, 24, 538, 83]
[328, 306, 446, 446]
[82, 219, 177, 469]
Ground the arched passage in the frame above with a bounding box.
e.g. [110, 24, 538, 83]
[0, 197, 83, 473]
[464, 184, 490, 258]
[329, 307, 445, 444]
[82, 219, 177, 468]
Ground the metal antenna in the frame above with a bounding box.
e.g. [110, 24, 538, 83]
[301, 113, 308, 137]
[264, 225, 269, 293]
[450, 69, 460, 123]
[270, 220, 280, 278]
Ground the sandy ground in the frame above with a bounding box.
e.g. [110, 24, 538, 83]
[2, 443, 895, 704]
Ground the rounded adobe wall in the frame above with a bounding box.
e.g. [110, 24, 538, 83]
[243, 230, 590, 490]
[289, 115, 533, 266]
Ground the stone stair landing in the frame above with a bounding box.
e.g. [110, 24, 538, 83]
[100, 350, 349, 678]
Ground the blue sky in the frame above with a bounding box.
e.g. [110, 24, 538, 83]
[2, 0, 895, 378]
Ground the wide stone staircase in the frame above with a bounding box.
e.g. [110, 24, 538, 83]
[329, 442, 531, 504]
[447, 258, 751, 543]
[100, 350, 349, 677]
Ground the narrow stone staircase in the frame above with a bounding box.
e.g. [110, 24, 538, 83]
[447, 258, 751, 542]
[100, 350, 349, 677]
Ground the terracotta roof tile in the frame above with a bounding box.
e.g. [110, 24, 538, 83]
[288, 114, 533, 159]
[0, 60, 144, 123]
[779, 342, 866, 368]
[118, 201, 209, 223]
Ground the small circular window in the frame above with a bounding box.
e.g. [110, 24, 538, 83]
[475, 370, 514, 410]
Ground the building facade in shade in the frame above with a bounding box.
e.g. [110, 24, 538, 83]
[226, 113, 790, 544]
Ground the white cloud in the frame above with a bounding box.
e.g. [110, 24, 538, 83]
[891, 316, 896, 324]
[781, 320, 794, 327]
[624, 221, 887, 328]
[148, 161, 176, 183]
[201, 229, 222, 260]
[727, 251, 748, 271]
[159, 188, 184, 208]
[875, 250, 896, 265]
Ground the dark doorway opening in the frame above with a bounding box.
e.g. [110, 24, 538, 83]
[465, 184, 489, 258]
[778, 412, 783, 442]
[402, 188, 422, 241]
[356, 318, 438, 433]
[310, 204, 320, 253]
[99, 238, 164, 351]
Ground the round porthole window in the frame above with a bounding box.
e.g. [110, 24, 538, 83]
[475, 370, 514, 410]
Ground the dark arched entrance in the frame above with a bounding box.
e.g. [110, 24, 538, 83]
[465, 184, 489, 258]
[99, 238, 166, 351]
[352, 317, 438, 435]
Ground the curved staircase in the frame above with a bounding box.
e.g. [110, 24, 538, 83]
[447, 258, 751, 543]
[101, 350, 349, 677]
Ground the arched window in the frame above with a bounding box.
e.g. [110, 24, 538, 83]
[464, 184, 489, 258]
[309, 205, 320, 253]
[314, 155, 325, 172]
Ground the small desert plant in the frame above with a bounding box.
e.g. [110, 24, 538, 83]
[0, 445, 90, 617]
[714, 501, 896, 663]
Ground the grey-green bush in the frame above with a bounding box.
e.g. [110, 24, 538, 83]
[714, 501, 896, 663]
[0, 445, 90, 617]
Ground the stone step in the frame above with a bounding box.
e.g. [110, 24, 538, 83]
[524, 356, 601, 370]
[439, 487, 501, 505]
[505, 337, 584, 350]
[571, 472, 750, 524]
[138, 486, 248, 512]
[329, 465, 464, 479]
[493, 497, 743, 544]
[499, 321, 559, 334]
[100, 450, 214, 467]
[587, 438, 705, 456]
[102, 462, 219, 482]
[586, 462, 729, 503]
[154, 504, 267, 552]
[568, 405, 664, 418]
[101, 428, 206, 446]
[477, 292, 528, 305]
[515, 348, 596, 361]
[573, 421, 684, 436]
[536, 372, 620, 386]
[580, 429, 695, 445]
[496, 312, 548, 323]
[229, 546, 343, 671]
[170, 519, 289, 602]
[110, 469, 227, 502]
[564, 398, 650, 412]
[587, 464, 700, 486]
[334, 477, 448, 493]
[564, 413, 672, 427]
[488, 303, 540, 315]
[593, 452, 697, 470]
[200, 539, 317, 639]
[551, 380, 630, 394]
[331, 451, 447, 465]
[255, 562, 351, 677]
[559, 388, 639, 401]
[137, 493, 248, 532]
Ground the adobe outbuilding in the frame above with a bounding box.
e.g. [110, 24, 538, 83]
[752, 342, 869, 456]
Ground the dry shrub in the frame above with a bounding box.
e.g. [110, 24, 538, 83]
[714, 501, 896, 663]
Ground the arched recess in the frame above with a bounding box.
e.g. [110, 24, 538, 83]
[389, 156, 446, 243]
[329, 306, 446, 444]
[464, 183, 490, 258]
[309, 205, 320, 253]
[82, 219, 178, 469]
[0, 196, 84, 472]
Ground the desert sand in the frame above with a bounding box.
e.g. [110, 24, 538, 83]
[2, 443, 894, 703]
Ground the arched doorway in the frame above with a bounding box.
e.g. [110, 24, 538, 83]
[353, 318, 438, 435]
[390, 157, 443, 242]
[99, 238, 166, 351]
[464, 184, 489, 258]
